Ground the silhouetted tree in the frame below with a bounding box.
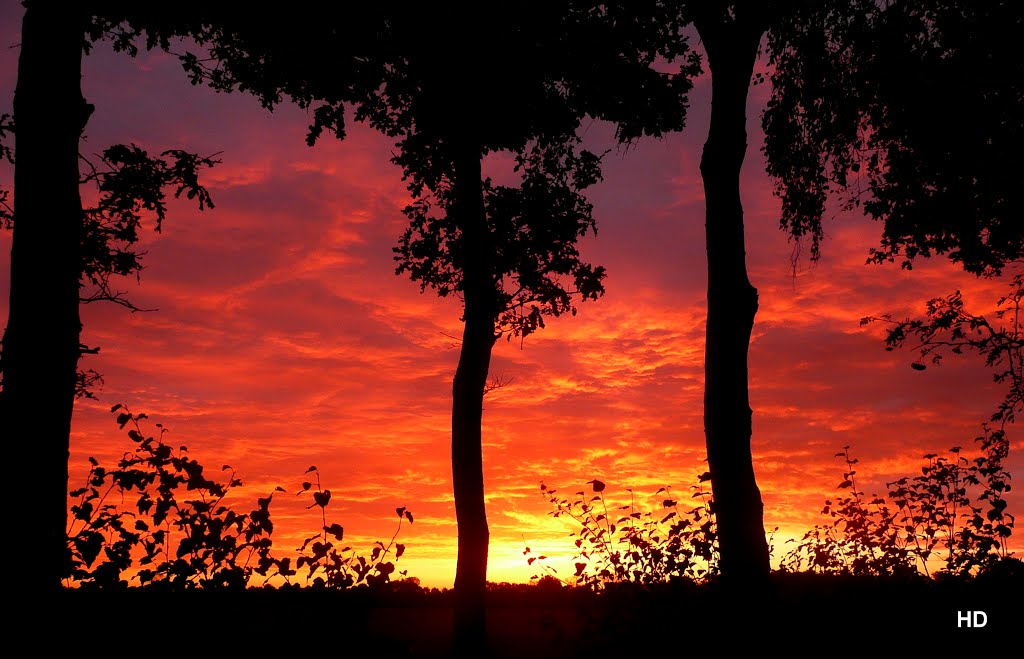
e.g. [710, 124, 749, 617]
[99, 3, 700, 647]
[0, 1, 90, 596]
[0, 2, 215, 594]
[632, 0, 1024, 586]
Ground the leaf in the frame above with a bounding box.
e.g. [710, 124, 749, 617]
[313, 490, 331, 508]
[324, 523, 344, 540]
[588, 479, 606, 493]
[405, 510, 414, 524]
[305, 466, 318, 474]
[301, 482, 312, 491]
[911, 362, 927, 371]
[396, 543, 405, 558]
[396, 506, 406, 518]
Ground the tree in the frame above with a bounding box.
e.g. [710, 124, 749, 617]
[682, 2, 776, 584]
[101, 2, 700, 646]
[0, 1, 90, 597]
[631, 0, 1024, 586]
[0, 1, 215, 594]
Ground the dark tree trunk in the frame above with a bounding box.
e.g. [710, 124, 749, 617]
[695, 16, 771, 584]
[450, 139, 496, 651]
[0, 1, 91, 593]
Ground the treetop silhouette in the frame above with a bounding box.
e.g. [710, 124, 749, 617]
[765, 0, 1023, 274]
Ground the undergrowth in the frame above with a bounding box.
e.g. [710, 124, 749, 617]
[65, 405, 413, 589]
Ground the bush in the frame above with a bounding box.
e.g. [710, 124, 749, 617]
[66, 405, 414, 590]
[527, 475, 721, 588]
[782, 431, 1015, 577]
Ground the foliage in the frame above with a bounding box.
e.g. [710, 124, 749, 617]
[78, 144, 217, 311]
[66, 405, 414, 590]
[527, 476, 721, 589]
[395, 137, 607, 339]
[766, 1, 1023, 271]
[839, 273, 1021, 577]
[0, 121, 218, 398]
[294, 466, 413, 589]
[863, 274, 1024, 427]
[74, 145, 216, 399]
[0, 112, 12, 229]
[782, 437, 1015, 577]
[66, 405, 278, 589]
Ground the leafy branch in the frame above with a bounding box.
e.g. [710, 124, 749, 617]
[861, 273, 1024, 427]
[294, 467, 414, 589]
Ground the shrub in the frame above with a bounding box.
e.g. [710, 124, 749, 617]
[782, 431, 1015, 577]
[66, 405, 278, 589]
[527, 475, 721, 588]
[66, 405, 414, 590]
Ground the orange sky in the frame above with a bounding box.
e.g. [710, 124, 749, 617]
[1, 4, 1020, 587]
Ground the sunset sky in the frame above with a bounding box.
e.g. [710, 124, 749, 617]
[2, 2, 1020, 588]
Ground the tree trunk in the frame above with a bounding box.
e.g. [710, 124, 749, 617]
[450, 139, 496, 651]
[696, 17, 771, 584]
[0, 1, 91, 593]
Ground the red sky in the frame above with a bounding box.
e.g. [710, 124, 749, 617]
[1, 3, 1020, 587]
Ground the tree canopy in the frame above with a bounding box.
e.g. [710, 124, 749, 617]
[766, 0, 1023, 274]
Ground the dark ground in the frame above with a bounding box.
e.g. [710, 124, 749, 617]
[26, 569, 1023, 657]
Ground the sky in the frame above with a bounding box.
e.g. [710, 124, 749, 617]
[1, 3, 1020, 588]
